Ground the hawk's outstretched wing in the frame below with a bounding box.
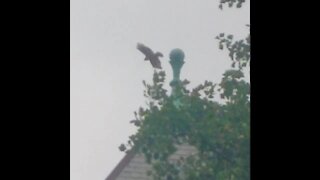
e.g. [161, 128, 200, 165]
[137, 43, 154, 59]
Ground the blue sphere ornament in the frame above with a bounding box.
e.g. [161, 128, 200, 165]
[170, 48, 185, 62]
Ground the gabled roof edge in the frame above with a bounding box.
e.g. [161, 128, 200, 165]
[105, 150, 136, 180]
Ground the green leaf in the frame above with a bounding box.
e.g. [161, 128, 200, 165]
[118, 144, 126, 151]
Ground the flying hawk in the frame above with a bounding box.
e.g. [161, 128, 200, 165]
[137, 43, 163, 69]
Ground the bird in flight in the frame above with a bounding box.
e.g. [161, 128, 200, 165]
[137, 43, 163, 69]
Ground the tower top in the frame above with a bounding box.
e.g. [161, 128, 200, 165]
[169, 49, 185, 108]
[170, 48, 185, 63]
[169, 48, 185, 88]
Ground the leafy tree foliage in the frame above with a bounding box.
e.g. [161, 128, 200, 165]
[120, 64, 249, 179]
[119, 1, 250, 180]
[216, 31, 250, 70]
[219, 0, 246, 9]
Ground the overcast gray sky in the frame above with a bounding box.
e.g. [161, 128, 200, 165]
[71, 0, 250, 179]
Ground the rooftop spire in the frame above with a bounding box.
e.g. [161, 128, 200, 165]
[169, 48, 185, 108]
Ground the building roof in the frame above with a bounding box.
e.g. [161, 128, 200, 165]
[105, 144, 197, 180]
